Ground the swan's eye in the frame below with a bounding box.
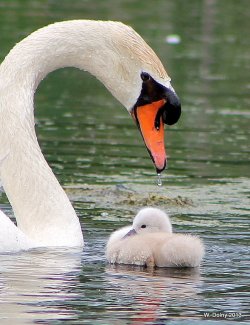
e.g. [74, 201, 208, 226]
[141, 72, 150, 82]
[141, 225, 146, 229]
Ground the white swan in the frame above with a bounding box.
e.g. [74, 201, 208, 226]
[0, 20, 181, 252]
[106, 207, 204, 267]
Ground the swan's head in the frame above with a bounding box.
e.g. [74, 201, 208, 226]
[99, 22, 181, 173]
[131, 72, 181, 173]
[2, 20, 180, 174]
[125, 207, 172, 237]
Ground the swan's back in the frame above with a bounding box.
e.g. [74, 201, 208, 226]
[0, 210, 34, 252]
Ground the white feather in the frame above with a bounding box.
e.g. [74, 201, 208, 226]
[106, 207, 205, 268]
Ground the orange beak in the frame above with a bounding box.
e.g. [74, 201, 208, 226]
[132, 99, 167, 173]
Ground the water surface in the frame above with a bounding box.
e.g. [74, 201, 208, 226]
[0, 0, 249, 324]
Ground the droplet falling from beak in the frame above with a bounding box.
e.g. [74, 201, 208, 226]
[157, 173, 162, 186]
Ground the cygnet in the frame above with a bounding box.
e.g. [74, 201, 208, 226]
[106, 207, 204, 268]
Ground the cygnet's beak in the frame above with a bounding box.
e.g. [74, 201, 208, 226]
[123, 228, 137, 238]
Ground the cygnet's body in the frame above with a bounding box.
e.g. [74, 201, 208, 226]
[106, 208, 204, 268]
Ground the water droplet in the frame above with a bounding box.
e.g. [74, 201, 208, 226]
[157, 173, 162, 186]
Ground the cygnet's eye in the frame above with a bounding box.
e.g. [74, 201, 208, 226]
[141, 225, 147, 229]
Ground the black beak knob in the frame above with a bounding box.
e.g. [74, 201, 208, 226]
[162, 88, 181, 125]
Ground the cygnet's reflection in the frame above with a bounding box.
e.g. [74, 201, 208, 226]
[105, 264, 202, 323]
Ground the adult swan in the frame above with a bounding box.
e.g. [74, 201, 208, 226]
[0, 20, 181, 252]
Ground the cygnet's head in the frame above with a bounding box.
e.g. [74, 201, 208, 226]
[130, 207, 172, 235]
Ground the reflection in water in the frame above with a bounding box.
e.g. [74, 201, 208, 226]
[105, 265, 202, 323]
[0, 242, 202, 324]
[0, 230, 248, 323]
[0, 249, 82, 324]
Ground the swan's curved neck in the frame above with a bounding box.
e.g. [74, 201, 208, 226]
[0, 20, 169, 247]
[1, 20, 146, 109]
[0, 20, 146, 246]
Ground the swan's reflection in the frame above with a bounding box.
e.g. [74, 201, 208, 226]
[0, 245, 203, 324]
[0, 248, 82, 324]
[105, 264, 202, 323]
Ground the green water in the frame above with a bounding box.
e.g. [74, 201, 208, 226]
[0, 0, 249, 324]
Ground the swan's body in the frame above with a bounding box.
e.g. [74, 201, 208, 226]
[0, 210, 35, 251]
[106, 208, 204, 267]
[0, 20, 181, 252]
